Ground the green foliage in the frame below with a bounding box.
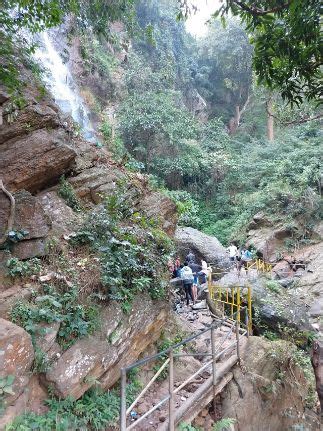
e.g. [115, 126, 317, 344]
[194, 19, 253, 122]
[166, 190, 201, 229]
[198, 124, 322, 244]
[33, 347, 50, 373]
[70, 188, 173, 311]
[198, 0, 321, 105]
[213, 418, 236, 431]
[6, 230, 29, 244]
[0, 375, 15, 398]
[179, 424, 200, 431]
[58, 176, 82, 212]
[10, 284, 99, 350]
[0, 375, 15, 415]
[100, 119, 112, 143]
[6, 257, 42, 278]
[80, 33, 117, 76]
[6, 380, 140, 431]
[265, 280, 281, 294]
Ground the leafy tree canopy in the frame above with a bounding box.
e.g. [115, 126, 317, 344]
[179, 0, 322, 105]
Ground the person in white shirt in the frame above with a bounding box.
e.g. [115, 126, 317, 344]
[227, 243, 238, 262]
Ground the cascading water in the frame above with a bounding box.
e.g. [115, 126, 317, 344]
[34, 32, 96, 142]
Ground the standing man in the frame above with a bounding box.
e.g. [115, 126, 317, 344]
[227, 243, 238, 262]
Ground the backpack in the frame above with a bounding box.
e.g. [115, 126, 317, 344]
[181, 266, 194, 283]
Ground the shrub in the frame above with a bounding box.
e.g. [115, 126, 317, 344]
[70, 191, 173, 312]
[166, 190, 201, 229]
[7, 257, 42, 278]
[265, 280, 281, 294]
[10, 284, 99, 350]
[7, 381, 141, 431]
[58, 176, 82, 212]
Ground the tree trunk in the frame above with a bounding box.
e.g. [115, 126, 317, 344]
[228, 93, 250, 135]
[228, 105, 240, 135]
[267, 97, 274, 141]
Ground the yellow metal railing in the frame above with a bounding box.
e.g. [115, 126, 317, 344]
[247, 258, 272, 273]
[208, 271, 252, 333]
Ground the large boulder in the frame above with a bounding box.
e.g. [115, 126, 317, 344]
[246, 224, 292, 262]
[0, 82, 76, 194]
[221, 337, 319, 430]
[45, 295, 168, 399]
[0, 128, 76, 193]
[0, 318, 34, 405]
[175, 227, 230, 268]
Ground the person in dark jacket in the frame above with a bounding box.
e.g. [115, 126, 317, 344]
[186, 250, 195, 263]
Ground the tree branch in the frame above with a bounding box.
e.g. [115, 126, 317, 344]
[232, 0, 291, 16]
[0, 180, 15, 245]
[265, 103, 323, 126]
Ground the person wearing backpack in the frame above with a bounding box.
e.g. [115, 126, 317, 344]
[180, 261, 195, 306]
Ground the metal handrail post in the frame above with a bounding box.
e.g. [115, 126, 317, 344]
[211, 325, 217, 413]
[169, 349, 175, 431]
[236, 321, 240, 362]
[245, 313, 249, 338]
[120, 368, 127, 431]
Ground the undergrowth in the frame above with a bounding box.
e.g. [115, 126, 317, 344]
[10, 283, 99, 350]
[6, 257, 42, 278]
[70, 185, 174, 312]
[6, 380, 140, 431]
[58, 176, 82, 212]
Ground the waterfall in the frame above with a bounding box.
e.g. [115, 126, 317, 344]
[34, 32, 96, 142]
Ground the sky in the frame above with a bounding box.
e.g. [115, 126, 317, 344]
[185, 0, 221, 37]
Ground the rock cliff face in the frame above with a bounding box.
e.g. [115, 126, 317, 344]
[221, 337, 319, 431]
[0, 74, 177, 428]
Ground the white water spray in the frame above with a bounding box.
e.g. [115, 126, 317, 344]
[34, 32, 96, 142]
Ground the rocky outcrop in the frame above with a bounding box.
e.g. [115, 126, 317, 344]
[45, 295, 168, 399]
[216, 270, 311, 333]
[0, 190, 51, 259]
[221, 337, 319, 430]
[0, 85, 76, 194]
[1, 128, 76, 193]
[0, 318, 34, 405]
[70, 166, 178, 235]
[175, 227, 230, 268]
[38, 191, 82, 236]
[0, 285, 34, 318]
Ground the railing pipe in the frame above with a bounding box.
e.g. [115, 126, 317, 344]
[169, 349, 175, 431]
[236, 321, 240, 362]
[211, 325, 217, 413]
[120, 368, 127, 431]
